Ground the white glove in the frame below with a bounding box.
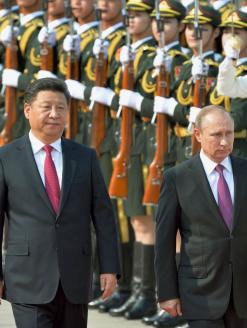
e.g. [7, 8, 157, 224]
[223, 38, 240, 60]
[63, 34, 81, 56]
[154, 96, 177, 116]
[37, 70, 57, 79]
[189, 106, 201, 123]
[38, 26, 56, 46]
[90, 86, 115, 107]
[119, 45, 135, 65]
[93, 38, 109, 58]
[153, 48, 172, 73]
[119, 89, 144, 112]
[2, 68, 21, 87]
[65, 79, 86, 101]
[0, 25, 19, 46]
[191, 57, 209, 80]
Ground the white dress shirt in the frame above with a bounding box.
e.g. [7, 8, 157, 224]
[29, 131, 63, 188]
[200, 150, 234, 205]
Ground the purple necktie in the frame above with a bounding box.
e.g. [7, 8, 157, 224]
[43, 145, 60, 214]
[215, 164, 233, 229]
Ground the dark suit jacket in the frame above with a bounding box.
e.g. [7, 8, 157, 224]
[0, 135, 120, 304]
[155, 154, 247, 320]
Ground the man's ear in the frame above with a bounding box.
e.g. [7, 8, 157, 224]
[194, 127, 202, 143]
[24, 103, 31, 119]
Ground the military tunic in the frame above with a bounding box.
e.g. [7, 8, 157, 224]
[173, 51, 221, 162]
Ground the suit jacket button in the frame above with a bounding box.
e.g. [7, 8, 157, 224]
[56, 223, 60, 228]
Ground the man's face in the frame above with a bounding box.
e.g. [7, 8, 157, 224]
[71, 0, 94, 19]
[17, 0, 38, 9]
[185, 23, 217, 52]
[152, 18, 181, 44]
[24, 91, 69, 143]
[48, 0, 65, 16]
[128, 10, 151, 36]
[98, 0, 122, 22]
[195, 112, 234, 163]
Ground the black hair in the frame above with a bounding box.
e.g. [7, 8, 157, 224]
[24, 78, 70, 104]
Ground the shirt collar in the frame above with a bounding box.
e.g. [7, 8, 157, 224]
[101, 22, 124, 39]
[164, 41, 179, 52]
[77, 21, 99, 35]
[131, 36, 153, 50]
[29, 130, 62, 154]
[200, 150, 232, 176]
[192, 51, 214, 63]
[213, 0, 230, 10]
[20, 11, 43, 26]
[0, 9, 10, 18]
[48, 17, 70, 30]
[236, 57, 247, 66]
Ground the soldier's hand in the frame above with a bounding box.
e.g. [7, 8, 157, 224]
[119, 89, 144, 112]
[65, 79, 86, 101]
[119, 45, 135, 65]
[154, 96, 177, 116]
[93, 38, 109, 59]
[63, 34, 80, 56]
[191, 57, 209, 80]
[100, 274, 117, 300]
[223, 37, 240, 60]
[159, 298, 182, 317]
[189, 106, 201, 124]
[38, 26, 56, 46]
[2, 68, 21, 87]
[90, 86, 115, 107]
[0, 25, 19, 46]
[153, 48, 172, 73]
[37, 70, 57, 79]
[0, 280, 4, 305]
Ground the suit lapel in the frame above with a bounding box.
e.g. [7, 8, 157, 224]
[17, 135, 55, 216]
[189, 155, 230, 233]
[57, 139, 77, 219]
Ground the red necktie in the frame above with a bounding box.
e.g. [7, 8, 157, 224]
[215, 164, 233, 230]
[43, 145, 60, 214]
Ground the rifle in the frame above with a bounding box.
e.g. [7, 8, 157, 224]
[40, 0, 54, 71]
[108, 1, 134, 199]
[143, 0, 169, 205]
[90, 4, 108, 156]
[191, 0, 207, 155]
[0, 0, 18, 146]
[64, 0, 79, 140]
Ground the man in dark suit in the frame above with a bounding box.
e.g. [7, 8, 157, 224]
[155, 105, 247, 328]
[0, 78, 120, 328]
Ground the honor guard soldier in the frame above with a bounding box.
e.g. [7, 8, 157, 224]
[0, 0, 18, 72]
[153, 4, 221, 163]
[0, 0, 19, 130]
[1, 0, 43, 138]
[142, 1, 190, 327]
[36, 0, 70, 79]
[63, 0, 99, 146]
[215, 9, 247, 157]
[65, 0, 131, 314]
[102, 0, 159, 321]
